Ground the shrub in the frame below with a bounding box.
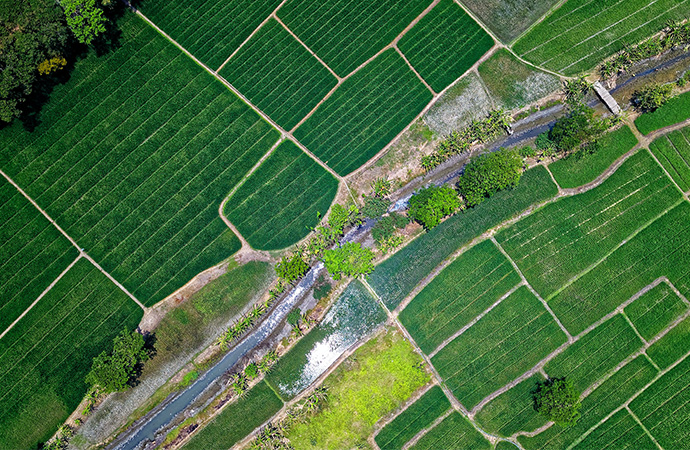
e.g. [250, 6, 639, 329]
[362, 195, 391, 219]
[548, 103, 612, 153]
[533, 377, 581, 427]
[372, 213, 409, 245]
[518, 146, 537, 158]
[276, 254, 309, 284]
[408, 185, 461, 229]
[457, 149, 523, 207]
[328, 204, 361, 235]
[372, 177, 392, 198]
[632, 83, 674, 112]
[286, 309, 301, 328]
[86, 328, 149, 393]
[245, 363, 259, 380]
[312, 275, 332, 300]
[324, 242, 375, 280]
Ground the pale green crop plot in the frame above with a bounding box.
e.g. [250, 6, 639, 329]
[624, 282, 688, 342]
[399, 239, 521, 354]
[0, 14, 280, 306]
[513, 0, 690, 75]
[223, 140, 339, 251]
[398, 0, 494, 92]
[649, 126, 690, 192]
[0, 177, 78, 332]
[219, 18, 338, 131]
[410, 412, 491, 450]
[431, 286, 567, 409]
[496, 150, 680, 300]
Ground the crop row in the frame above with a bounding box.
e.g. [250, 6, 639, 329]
[497, 150, 681, 299]
[220, 18, 338, 130]
[549, 200, 690, 335]
[0, 14, 280, 306]
[647, 315, 690, 369]
[624, 282, 687, 342]
[649, 127, 690, 192]
[514, 0, 690, 74]
[277, 0, 429, 77]
[572, 409, 656, 450]
[0, 259, 142, 449]
[410, 412, 491, 450]
[399, 239, 521, 354]
[398, 0, 494, 92]
[519, 355, 657, 449]
[431, 286, 567, 409]
[375, 385, 451, 450]
[224, 140, 339, 250]
[369, 166, 558, 309]
[295, 49, 432, 176]
[635, 91, 690, 135]
[137, 0, 281, 68]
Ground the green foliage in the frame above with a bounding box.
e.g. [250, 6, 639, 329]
[632, 83, 674, 112]
[408, 185, 461, 229]
[562, 76, 592, 105]
[312, 275, 332, 300]
[549, 103, 598, 152]
[323, 242, 375, 280]
[361, 195, 391, 219]
[372, 177, 392, 198]
[535, 132, 555, 152]
[635, 90, 690, 135]
[457, 149, 523, 207]
[179, 370, 199, 387]
[62, 0, 106, 44]
[372, 212, 408, 245]
[276, 253, 309, 284]
[86, 328, 149, 393]
[533, 378, 582, 427]
[328, 203, 361, 235]
[286, 309, 302, 328]
[518, 146, 537, 158]
[244, 363, 259, 380]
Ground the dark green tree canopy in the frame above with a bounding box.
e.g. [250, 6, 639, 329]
[632, 83, 674, 112]
[457, 149, 523, 207]
[86, 328, 149, 393]
[408, 185, 461, 229]
[533, 377, 582, 427]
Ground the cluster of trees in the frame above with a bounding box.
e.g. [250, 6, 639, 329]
[421, 109, 512, 171]
[632, 83, 675, 112]
[1, 0, 112, 123]
[541, 102, 618, 155]
[533, 377, 582, 427]
[86, 328, 150, 393]
[408, 185, 461, 229]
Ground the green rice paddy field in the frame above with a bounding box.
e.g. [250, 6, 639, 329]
[649, 125, 690, 193]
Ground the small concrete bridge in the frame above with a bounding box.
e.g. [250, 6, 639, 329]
[593, 81, 622, 115]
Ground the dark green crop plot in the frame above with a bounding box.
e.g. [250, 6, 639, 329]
[0, 178, 78, 332]
[277, 0, 429, 76]
[0, 259, 142, 450]
[544, 315, 643, 393]
[649, 127, 690, 192]
[497, 150, 680, 300]
[398, 0, 494, 92]
[549, 201, 690, 335]
[572, 409, 656, 450]
[369, 166, 557, 309]
[219, 18, 338, 130]
[432, 286, 567, 409]
[399, 239, 521, 354]
[474, 374, 547, 437]
[294, 49, 432, 176]
[513, 0, 690, 75]
[519, 355, 657, 450]
[136, 0, 281, 69]
[224, 140, 338, 250]
[630, 356, 690, 449]
[183, 380, 283, 450]
[647, 315, 690, 370]
[548, 126, 638, 189]
[625, 283, 687, 342]
[410, 412, 491, 450]
[635, 91, 690, 135]
[375, 385, 451, 450]
[0, 14, 279, 307]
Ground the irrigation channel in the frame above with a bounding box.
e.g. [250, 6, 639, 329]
[107, 51, 690, 450]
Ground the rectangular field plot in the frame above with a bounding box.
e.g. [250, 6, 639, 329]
[369, 166, 558, 309]
[549, 201, 690, 335]
[431, 286, 567, 409]
[375, 385, 451, 450]
[294, 49, 432, 176]
[519, 355, 657, 450]
[183, 380, 283, 450]
[548, 125, 638, 189]
[474, 374, 547, 437]
[512, 0, 690, 75]
[635, 91, 690, 135]
[223, 140, 338, 250]
[647, 315, 690, 370]
[398, 0, 494, 92]
[219, 18, 338, 130]
[0, 259, 142, 449]
[544, 315, 643, 393]
[136, 0, 281, 69]
[0, 14, 280, 307]
[630, 356, 690, 449]
[399, 239, 521, 354]
[496, 150, 681, 300]
[649, 127, 690, 192]
[625, 282, 688, 342]
[410, 412, 491, 450]
[277, 0, 429, 77]
[460, 0, 561, 43]
[0, 178, 78, 332]
[572, 409, 656, 450]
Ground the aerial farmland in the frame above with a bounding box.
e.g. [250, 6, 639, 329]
[2, 0, 690, 449]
